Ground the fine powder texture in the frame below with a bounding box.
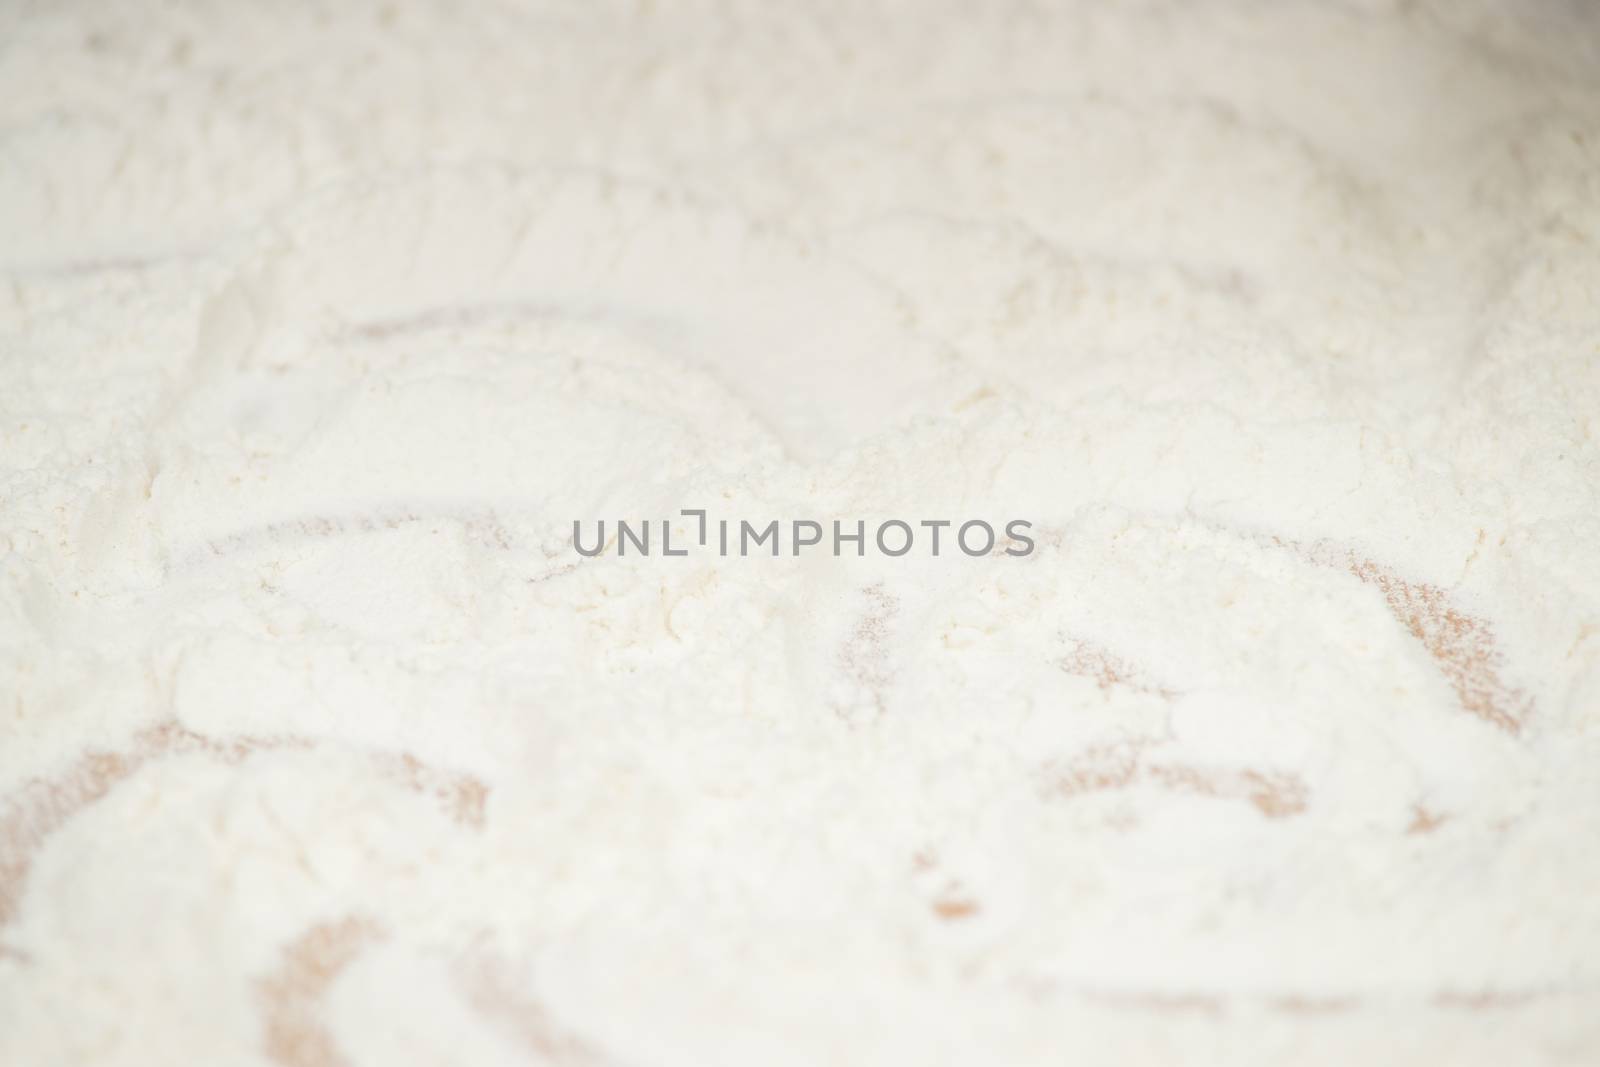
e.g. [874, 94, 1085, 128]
[3, 1, 1600, 1064]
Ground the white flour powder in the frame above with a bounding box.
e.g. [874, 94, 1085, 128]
[2, 1, 1599, 1064]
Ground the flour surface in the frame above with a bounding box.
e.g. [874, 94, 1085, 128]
[3, 1, 1600, 1064]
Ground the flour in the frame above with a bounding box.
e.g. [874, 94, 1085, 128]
[2, 1, 1599, 1064]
